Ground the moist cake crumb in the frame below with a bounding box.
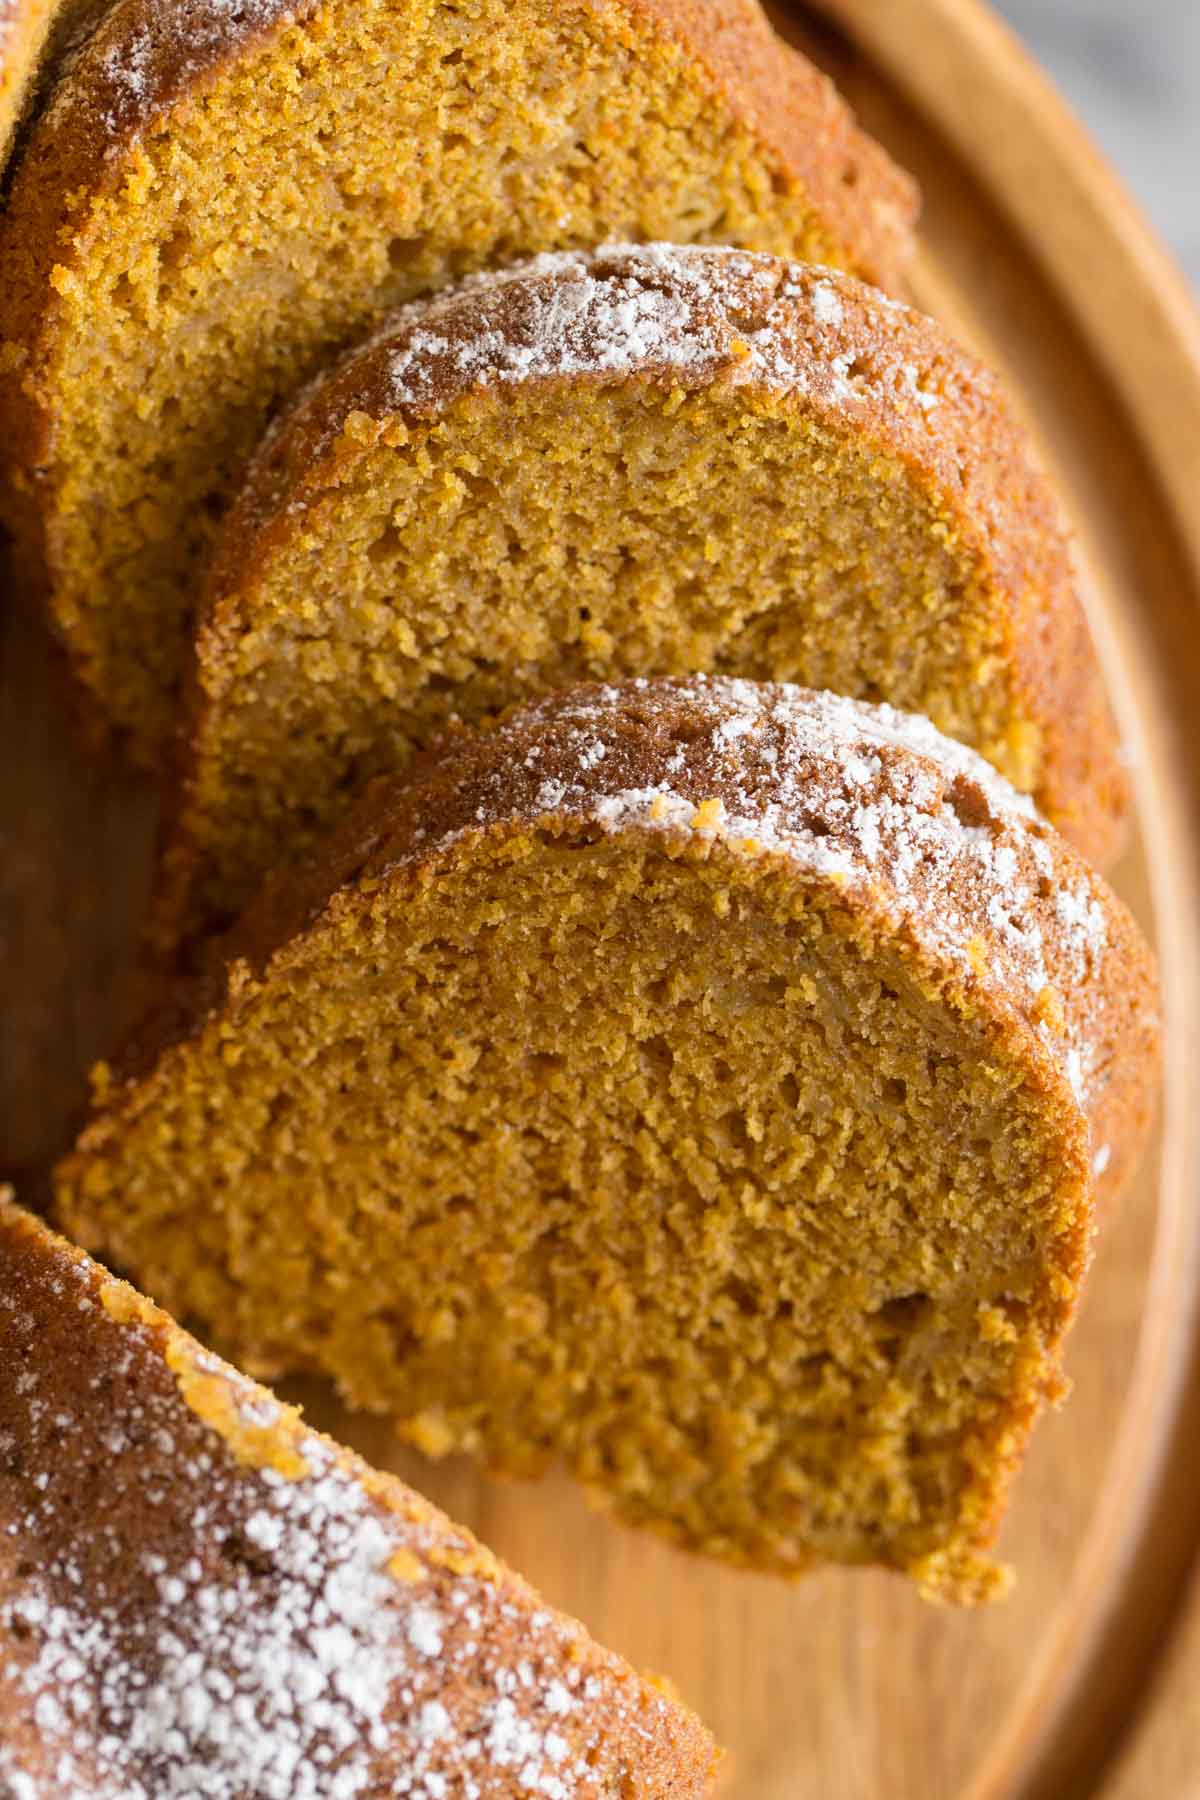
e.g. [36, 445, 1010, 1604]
[57, 678, 1161, 1603]
[157, 247, 1125, 955]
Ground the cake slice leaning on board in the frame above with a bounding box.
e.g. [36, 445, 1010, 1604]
[58, 678, 1161, 1603]
[0, 0, 916, 762]
[0, 1195, 719, 1799]
[154, 245, 1125, 958]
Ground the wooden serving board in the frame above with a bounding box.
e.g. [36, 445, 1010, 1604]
[3, 1, 1199, 1794]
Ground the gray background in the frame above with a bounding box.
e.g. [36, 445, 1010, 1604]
[995, 0, 1199, 287]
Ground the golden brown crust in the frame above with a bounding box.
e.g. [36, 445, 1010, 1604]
[0, 1193, 719, 1797]
[167, 247, 1127, 948]
[215, 249, 1046, 543]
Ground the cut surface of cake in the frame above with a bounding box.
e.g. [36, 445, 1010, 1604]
[58, 678, 1160, 1600]
[0, 0, 916, 760]
[0, 1194, 718, 1798]
[158, 245, 1124, 952]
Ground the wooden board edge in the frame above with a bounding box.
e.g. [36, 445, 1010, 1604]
[804, 0, 1200, 571]
[795, 3, 1200, 1794]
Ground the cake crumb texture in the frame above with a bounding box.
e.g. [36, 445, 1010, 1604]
[0, 0, 916, 760]
[57, 678, 1161, 1603]
[161, 245, 1126, 950]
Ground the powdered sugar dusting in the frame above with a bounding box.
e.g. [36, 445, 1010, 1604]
[809, 280, 844, 328]
[98, 23, 153, 106]
[0, 1216, 698, 1798]
[380, 246, 947, 419]
[48, 0, 304, 138]
[386, 676, 1125, 1126]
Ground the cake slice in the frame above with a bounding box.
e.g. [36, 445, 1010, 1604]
[0, 1195, 718, 1798]
[58, 677, 1160, 1601]
[0, 0, 915, 762]
[157, 246, 1124, 954]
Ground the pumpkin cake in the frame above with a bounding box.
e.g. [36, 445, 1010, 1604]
[57, 677, 1161, 1601]
[0, 1194, 719, 1798]
[0, 0, 916, 763]
[156, 246, 1125, 955]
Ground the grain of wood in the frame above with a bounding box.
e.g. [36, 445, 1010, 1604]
[1104, 1565, 1200, 1797]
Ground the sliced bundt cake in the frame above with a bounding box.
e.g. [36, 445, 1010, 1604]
[0, 1195, 718, 1797]
[156, 246, 1124, 953]
[0, 0, 915, 761]
[57, 678, 1161, 1601]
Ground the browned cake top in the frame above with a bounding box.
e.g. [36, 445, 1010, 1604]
[235, 245, 963, 534]
[272, 248, 969, 442]
[0, 1196, 718, 1798]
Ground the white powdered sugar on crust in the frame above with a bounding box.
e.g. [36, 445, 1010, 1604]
[0, 1222, 692, 1798]
[381, 246, 946, 418]
[97, 21, 154, 106]
[46, 0, 304, 139]
[389, 677, 1126, 1126]
[808, 280, 843, 328]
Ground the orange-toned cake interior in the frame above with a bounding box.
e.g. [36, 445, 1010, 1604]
[0, 0, 915, 759]
[161, 247, 1123, 949]
[59, 679, 1160, 1602]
